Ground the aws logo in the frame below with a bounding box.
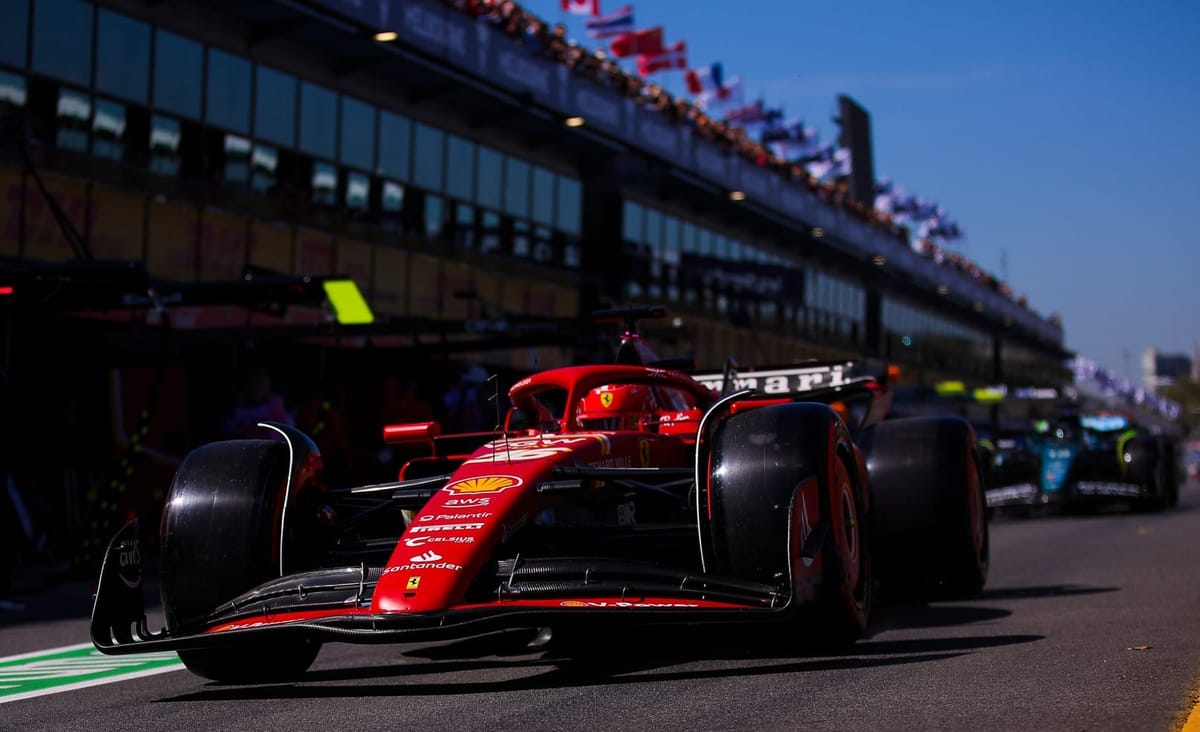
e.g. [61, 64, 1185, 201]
[443, 475, 523, 495]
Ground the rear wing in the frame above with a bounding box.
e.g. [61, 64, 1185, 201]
[690, 360, 889, 398]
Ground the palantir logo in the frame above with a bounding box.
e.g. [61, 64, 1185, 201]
[410, 550, 443, 563]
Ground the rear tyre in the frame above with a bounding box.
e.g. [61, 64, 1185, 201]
[862, 416, 989, 601]
[160, 432, 328, 681]
[707, 404, 871, 650]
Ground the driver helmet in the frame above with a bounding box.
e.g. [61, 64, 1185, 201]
[576, 384, 656, 431]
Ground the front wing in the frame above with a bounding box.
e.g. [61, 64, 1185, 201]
[92, 521, 792, 656]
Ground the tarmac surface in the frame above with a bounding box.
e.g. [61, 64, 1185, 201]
[3, 485, 1200, 731]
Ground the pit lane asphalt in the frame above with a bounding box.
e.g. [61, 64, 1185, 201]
[4, 485, 1200, 732]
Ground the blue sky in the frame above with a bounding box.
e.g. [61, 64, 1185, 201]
[524, 0, 1200, 381]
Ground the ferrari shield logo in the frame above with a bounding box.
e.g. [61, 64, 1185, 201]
[406, 576, 420, 590]
[600, 392, 614, 408]
[444, 475, 523, 494]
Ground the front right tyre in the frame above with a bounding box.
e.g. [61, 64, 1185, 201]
[706, 403, 872, 650]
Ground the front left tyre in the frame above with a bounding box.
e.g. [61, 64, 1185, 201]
[160, 430, 328, 682]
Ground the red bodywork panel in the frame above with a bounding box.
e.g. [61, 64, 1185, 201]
[373, 430, 693, 613]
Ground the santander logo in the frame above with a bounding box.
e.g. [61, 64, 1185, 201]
[410, 550, 443, 563]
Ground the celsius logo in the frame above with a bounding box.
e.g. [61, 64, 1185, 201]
[443, 475, 522, 494]
[403, 536, 476, 547]
[410, 550, 443, 563]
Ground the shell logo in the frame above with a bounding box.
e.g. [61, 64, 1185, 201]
[600, 392, 614, 408]
[560, 600, 588, 607]
[443, 475, 523, 495]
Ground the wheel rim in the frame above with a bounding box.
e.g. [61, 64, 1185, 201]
[832, 458, 861, 594]
[967, 451, 985, 556]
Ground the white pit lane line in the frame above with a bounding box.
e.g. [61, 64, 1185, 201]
[0, 642, 184, 704]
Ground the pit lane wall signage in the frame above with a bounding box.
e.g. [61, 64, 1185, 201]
[305, 0, 1053, 343]
[0, 643, 182, 704]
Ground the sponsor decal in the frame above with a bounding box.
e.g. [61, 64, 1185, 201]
[985, 484, 1037, 507]
[408, 522, 484, 533]
[443, 475, 522, 494]
[116, 539, 142, 590]
[444, 497, 491, 507]
[406, 576, 421, 591]
[403, 536, 476, 547]
[464, 447, 573, 464]
[214, 619, 291, 631]
[499, 436, 594, 449]
[558, 601, 701, 608]
[501, 513, 528, 543]
[600, 392, 615, 408]
[589, 455, 632, 469]
[410, 550, 444, 563]
[418, 512, 491, 521]
[693, 365, 848, 394]
[384, 561, 463, 573]
[1076, 481, 1142, 497]
[467, 435, 611, 463]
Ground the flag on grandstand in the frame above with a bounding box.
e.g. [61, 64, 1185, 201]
[685, 63, 723, 95]
[724, 100, 781, 127]
[761, 118, 819, 161]
[874, 178, 906, 216]
[585, 5, 634, 38]
[692, 76, 742, 110]
[561, 0, 600, 16]
[883, 191, 938, 223]
[637, 41, 687, 76]
[805, 145, 851, 181]
[610, 27, 664, 58]
[907, 197, 941, 221]
[919, 214, 963, 240]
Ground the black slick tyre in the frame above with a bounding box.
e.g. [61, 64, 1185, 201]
[160, 434, 327, 681]
[862, 415, 989, 601]
[707, 403, 871, 650]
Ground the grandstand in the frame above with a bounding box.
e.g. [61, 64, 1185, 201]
[0, 0, 1068, 384]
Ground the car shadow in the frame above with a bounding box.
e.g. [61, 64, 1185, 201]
[159, 624, 1043, 701]
[973, 584, 1119, 601]
[866, 582, 1118, 633]
[161, 651, 967, 701]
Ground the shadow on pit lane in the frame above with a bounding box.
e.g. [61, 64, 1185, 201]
[973, 584, 1120, 602]
[867, 602, 1011, 633]
[864, 583, 1118, 633]
[159, 627, 1043, 701]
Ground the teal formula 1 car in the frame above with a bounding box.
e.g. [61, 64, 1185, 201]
[984, 412, 1179, 513]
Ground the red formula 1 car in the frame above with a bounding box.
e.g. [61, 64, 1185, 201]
[91, 308, 988, 682]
